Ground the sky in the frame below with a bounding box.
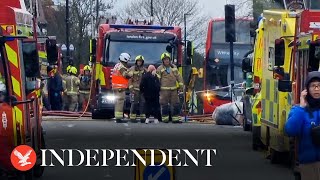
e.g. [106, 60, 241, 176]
[112, 0, 250, 18]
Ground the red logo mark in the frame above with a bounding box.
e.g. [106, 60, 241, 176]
[10, 145, 36, 171]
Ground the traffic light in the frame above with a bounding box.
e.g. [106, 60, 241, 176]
[225, 4, 236, 42]
[46, 39, 58, 64]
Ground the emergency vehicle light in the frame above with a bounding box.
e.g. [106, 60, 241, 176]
[109, 24, 174, 30]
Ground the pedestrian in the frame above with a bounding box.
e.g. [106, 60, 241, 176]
[156, 52, 184, 123]
[64, 66, 80, 111]
[79, 65, 92, 112]
[128, 55, 146, 123]
[47, 66, 63, 110]
[111, 52, 131, 123]
[285, 71, 320, 180]
[140, 65, 161, 124]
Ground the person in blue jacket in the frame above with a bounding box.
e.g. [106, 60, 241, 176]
[285, 71, 320, 180]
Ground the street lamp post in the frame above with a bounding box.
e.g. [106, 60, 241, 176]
[66, 0, 71, 65]
[183, 13, 191, 82]
[183, 13, 191, 121]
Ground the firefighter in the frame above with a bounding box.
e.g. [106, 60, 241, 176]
[156, 52, 184, 123]
[65, 66, 80, 111]
[128, 55, 146, 123]
[112, 52, 131, 123]
[62, 65, 72, 110]
[79, 65, 92, 112]
[47, 66, 63, 110]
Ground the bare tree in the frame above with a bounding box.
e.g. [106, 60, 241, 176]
[120, 0, 210, 50]
[68, 0, 115, 66]
[231, 0, 285, 20]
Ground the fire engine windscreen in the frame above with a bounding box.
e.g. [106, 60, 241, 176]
[104, 32, 177, 65]
[22, 42, 40, 78]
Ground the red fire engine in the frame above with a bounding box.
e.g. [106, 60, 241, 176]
[90, 20, 185, 119]
[0, 0, 48, 178]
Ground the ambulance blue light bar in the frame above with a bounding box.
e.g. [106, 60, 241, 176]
[109, 24, 174, 30]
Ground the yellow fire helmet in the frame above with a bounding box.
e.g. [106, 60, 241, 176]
[66, 65, 71, 73]
[84, 65, 91, 71]
[160, 52, 171, 60]
[70, 66, 77, 75]
[135, 55, 145, 62]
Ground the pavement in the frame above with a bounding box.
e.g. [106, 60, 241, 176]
[35, 118, 295, 180]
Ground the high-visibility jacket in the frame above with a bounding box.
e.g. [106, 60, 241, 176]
[65, 75, 80, 95]
[156, 64, 184, 90]
[128, 66, 146, 91]
[112, 62, 129, 89]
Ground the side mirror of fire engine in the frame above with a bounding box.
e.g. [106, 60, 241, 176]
[166, 45, 172, 53]
[275, 38, 285, 66]
[46, 39, 58, 64]
[90, 39, 97, 63]
[242, 57, 252, 73]
[278, 80, 292, 92]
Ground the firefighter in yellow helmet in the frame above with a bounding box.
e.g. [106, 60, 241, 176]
[79, 65, 92, 112]
[112, 52, 132, 123]
[62, 65, 72, 110]
[128, 55, 147, 123]
[156, 52, 184, 123]
[64, 66, 80, 111]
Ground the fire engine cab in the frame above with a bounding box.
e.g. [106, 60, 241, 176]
[90, 19, 193, 119]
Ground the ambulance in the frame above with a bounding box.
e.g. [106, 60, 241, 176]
[259, 0, 320, 170]
[242, 17, 264, 150]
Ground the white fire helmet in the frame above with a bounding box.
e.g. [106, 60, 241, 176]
[119, 53, 131, 63]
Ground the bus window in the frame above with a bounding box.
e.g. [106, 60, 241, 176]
[310, 0, 320, 10]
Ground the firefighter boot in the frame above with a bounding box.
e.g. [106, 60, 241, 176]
[115, 90, 125, 123]
[172, 104, 182, 123]
[130, 102, 138, 123]
[139, 96, 146, 123]
[161, 104, 170, 123]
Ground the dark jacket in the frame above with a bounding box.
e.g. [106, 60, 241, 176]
[140, 72, 160, 99]
[48, 73, 63, 93]
[285, 71, 320, 164]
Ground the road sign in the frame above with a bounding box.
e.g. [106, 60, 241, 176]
[61, 44, 67, 51]
[70, 44, 75, 51]
[135, 149, 175, 180]
[143, 165, 170, 180]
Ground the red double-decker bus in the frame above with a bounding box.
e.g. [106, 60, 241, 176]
[203, 17, 253, 114]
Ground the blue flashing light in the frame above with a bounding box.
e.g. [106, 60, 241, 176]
[5, 37, 15, 41]
[109, 24, 174, 30]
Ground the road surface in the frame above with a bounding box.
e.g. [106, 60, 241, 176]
[38, 119, 294, 180]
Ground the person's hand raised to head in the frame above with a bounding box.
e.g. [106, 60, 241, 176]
[300, 89, 308, 108]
